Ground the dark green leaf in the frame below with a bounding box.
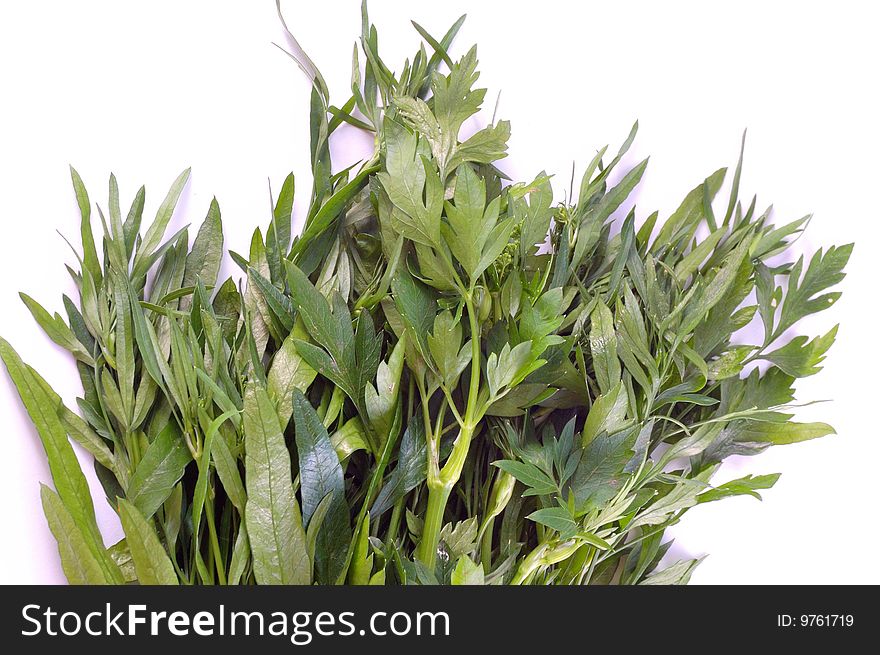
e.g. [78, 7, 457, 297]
[127, 423, 192, 519]
[293, 390, 351, 584]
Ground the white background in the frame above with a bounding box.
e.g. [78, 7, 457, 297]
[1, 0, 877, 584]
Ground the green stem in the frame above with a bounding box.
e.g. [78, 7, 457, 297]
[463, 292, 482, 424]
[416, 377, 439, 481]
[417, 292, 483, 571]
[512, 538, 580, 585]
[416, 483, 451, 567]
[204, 499, 226, 585]
[336, 406, 403, 584]
[511, 542, 546, 585]
[387, 495, 405, 546]
[479, 516, 495, 571]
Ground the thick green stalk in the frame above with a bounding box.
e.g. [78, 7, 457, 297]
[417, 484, 452, 567]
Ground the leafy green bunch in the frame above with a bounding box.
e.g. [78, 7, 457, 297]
[0, 2, 850, 585]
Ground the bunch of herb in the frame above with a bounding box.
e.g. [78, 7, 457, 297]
[1, 2, 850, 585]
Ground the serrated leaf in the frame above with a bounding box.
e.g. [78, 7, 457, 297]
[442, 164, 503, 280]
[761, 325, 838, 377]
[451, 555, 485, 585]
[570, 426, 636, 512]
[391, 268, 437, 368]
[494, 460, 557, 496]
[527, 506, 577, 535]
[377, 118, 442, 246]
[365, 335, 406, 442]
[582, 381, 628, 446]
[775, 244, 852, 340]
[698, 473, 781, 504]
[427, 311, 469, 389]
[371, 415, 426, 518]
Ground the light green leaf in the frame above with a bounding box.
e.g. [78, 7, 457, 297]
[581, 381, 628, 446]
[427, 311, 470, 389]
[123, 185, 146, 258]
[244, 384, 309, 585]
[268, 321, 318, 428]
[682, 234, 755, 333]
[69, 166, 102, 284]
[112, 270, 135, 422]
[486, 341, 533, 398]
[211, 428, 247, 514]
[698, 473, 781, 504]
[25, 361, 118, 482]
[442, 164, 502, 280]
[286, 262, 351, 364]
[527, 507, 577, 535]
[377, 118, 442, 246]
[448, 121, 510, 171]
[137, 168, 191, 268]
[737, 420, 835, 445]
[191, 410, 239, 541]
[365, 335, 406, 442]
[40, 485, 110, 585]
[451, 555, 485, 585]
[707, 346, 754, 380]
[19, 293, 95, 365]
[652, 168, 725, 253]
[673, 227, 725, 283]
[589, 300, 620, 394]
[107, 538, 138, 584]
[348, 514, 373, 585]
[391, 268, 437, 369]
[0, 338, 121, 582]
[181, 197, 224, 302]
[228, 523, 250, 585]
[630, 479, 704, 529]
[117, 498, 178, 585]
[330, 416, 369, 461]
[516, 174, 554, 262]
[639, 558, 703, 585]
